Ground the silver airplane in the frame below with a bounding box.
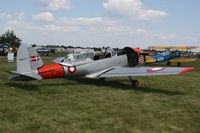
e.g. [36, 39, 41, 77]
[9, 44, 194, 87]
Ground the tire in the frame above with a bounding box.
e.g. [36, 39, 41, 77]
[167, 62, 171, 66]
[177, 62, 182, 67]
[99, 77, 106, 81]
[132, 80, 140, 88]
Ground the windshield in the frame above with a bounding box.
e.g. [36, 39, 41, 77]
[62, 51, 94, 63]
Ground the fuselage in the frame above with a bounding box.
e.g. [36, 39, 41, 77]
[147, 50, 180, 63]
[10, 46, 138, 81]
[37, 55, 129, 79]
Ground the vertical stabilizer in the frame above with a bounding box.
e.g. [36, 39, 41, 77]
[17, 44, 44, 73]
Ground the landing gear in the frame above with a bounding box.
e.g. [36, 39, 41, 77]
[177, 62, 182, 67]
[128, 76, 140, 87]
[167, 61, 171, 66]
[99, 77, 106, 81]
[131, 80, 140, 87]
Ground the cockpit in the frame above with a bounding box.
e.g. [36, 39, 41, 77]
[54, 47, 139, 67]
[160, 51, 171, 56]
[61, 51, 94, 63]
[57, 51, 95, 66]
[94, 47, 117, 60]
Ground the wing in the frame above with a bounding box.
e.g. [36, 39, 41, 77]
[86, 67, 194, 78]
[170, 58, 197, 63]
[145, 56, 157, 63]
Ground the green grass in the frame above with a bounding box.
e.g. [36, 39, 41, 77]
[0, 57, 200, 133]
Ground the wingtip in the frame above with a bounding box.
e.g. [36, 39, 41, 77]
[179, 67, 195, 74]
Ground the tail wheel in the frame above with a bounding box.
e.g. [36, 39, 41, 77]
[131, 80, 140, 88]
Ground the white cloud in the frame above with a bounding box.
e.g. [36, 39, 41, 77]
[6, 19, 78, 33]
[104, 25, 128, 32]
[5, 15, 122, 34]
[0, 13, 12, 19]
[183, 36, 200, 44]
[32, 12, 54, 21]
[5, 13, 76, 33]
[59, 17, 117, 26]
[34, 24, 78, 32]
[1, 12, 179, 48]
[58, 17, 129, 33]
[135, 28, 147, 34]
[151, 33, 177, 40]
[5, 20, 33, 31]
[16, 12, 25, 20]
[103, 0, 168, 20]
[38, 0, 70, 10]
[0, 12, 25, 20]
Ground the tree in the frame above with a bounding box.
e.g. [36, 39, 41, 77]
[0, 30, 21, 48]
[32, 44, 37, 47]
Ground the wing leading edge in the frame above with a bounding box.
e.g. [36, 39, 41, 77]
[86, 67, 194, 78]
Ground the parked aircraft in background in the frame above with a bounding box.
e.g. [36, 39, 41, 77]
[9, 44, 194, 87]
[145, 50, 197, 66]
[145, 50, 180, 64]
[148, 45, 200, 51]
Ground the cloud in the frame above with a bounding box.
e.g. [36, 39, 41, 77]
[58, 17, 129, 33]
[5, 14, 122, 34]
[153, 33, 177, 40]
[104, 25, 128, 32]
[4, 13, 78, 33]
[5, 19, 78, 33]
[34, 24, 79, 32]
[32, 12, 54, 21]
[1, 11, 177, 48]
[38, 0, 70, 10]
[103, 0, 168, 20]
[135, 28, 147, 34]
[183, 36, 200, 44]
[0, 13, 12, 19]
[5, 20, 33, 31]
[59, 17, 117, 26]
[0, 12, 25, 20]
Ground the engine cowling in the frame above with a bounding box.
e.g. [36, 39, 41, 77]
[123, 47, 140, 67]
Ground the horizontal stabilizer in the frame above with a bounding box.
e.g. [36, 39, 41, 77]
[9, 71, 42, 81]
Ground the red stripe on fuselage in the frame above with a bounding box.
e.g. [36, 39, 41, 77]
[37, 64, 65, 79]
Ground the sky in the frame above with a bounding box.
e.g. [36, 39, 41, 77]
[0, 0, 200, 48]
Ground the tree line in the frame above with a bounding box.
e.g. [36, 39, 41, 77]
[0, 30, 21, 48]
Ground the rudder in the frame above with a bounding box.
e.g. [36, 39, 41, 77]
[17, 44, 44, 73]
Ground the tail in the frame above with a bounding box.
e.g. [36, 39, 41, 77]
[10, 44, 44, 81]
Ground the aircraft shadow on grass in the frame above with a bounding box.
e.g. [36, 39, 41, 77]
[5, 82, 40, 91]
[6, 78, 185, 96]
[67, 77, 185, 96]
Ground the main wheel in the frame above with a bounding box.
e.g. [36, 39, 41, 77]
[99, 77, 106, 81]
[131, 80, 140, 88]
[167, 61, 171, 66]
[177, 62, 182, 67]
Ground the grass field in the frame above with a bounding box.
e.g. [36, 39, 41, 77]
[0, 57, 200, 133]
